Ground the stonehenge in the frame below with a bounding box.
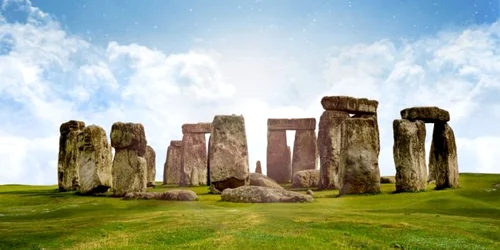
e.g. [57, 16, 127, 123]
[266, 118, 317, 183]
[58, 120, 85, 192]
[163, 140, 182, 185]
[319, 96, 381, 195]
[77, 125, 113, 194]
[394, 107, 459, 191]
[180, 122, 211, 186]
[292, 169, 320, 188]
[110, 122, 147, 197]
[209, 115, 250, 192]
[255, 160, 262, 174]
[145, 145, 156, 187]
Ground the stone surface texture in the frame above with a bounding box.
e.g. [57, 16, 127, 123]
[58, 120, 85, 192]
[267, 118, 316, 131]
[338, 117, 381, 195]
[145, 145, 156, 187]
[209, 115, 250, 191]
[318, 110, 349, 190]
[77, 125, 113, 194]
[249, 173, 284, 190]
[255, 161, 262, 174]
[393, 119, 427, 192]
[123, 190, 198, 201]
[266, 130, 291, 183]
[321, 96, 378, 114]
[292, 169, 320, 188]
[163, 141, 182, 185]
[400, 107, 450, 123]
[221, 186, 313, 203]
[181, 123, 211, 134]
[292, 130, 318, 175]
[430, 123, 459, 189]
[180, 133, 207, 186]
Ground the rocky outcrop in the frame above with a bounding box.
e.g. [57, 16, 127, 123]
[400, 107, 450, 123]
[209, 115, 250, 191]
[249, 173, 284, 189]
[338, 116, 380, 195]
[77, 125, 113, 194]
[393, 119, 427, 192]
[292, 130, 318, 175]
[318, 110, 349, 190]
[163, 140, 182, 185]
[58, 120, 85, 192]
[145, 145, 156, 187]
[221, 186, 313, 203]
[111, 122, 147, 197]
[123, 190, 198, 201]
[321, 96, 378, 114]
[430, 123, 459, 189]
[292, 169, 320, 188]
[255, 160, 262, 174]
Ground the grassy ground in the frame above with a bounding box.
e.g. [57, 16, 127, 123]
[0, 173, 499, 250]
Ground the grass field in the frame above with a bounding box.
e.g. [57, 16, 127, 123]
[0, 173, 499, 250]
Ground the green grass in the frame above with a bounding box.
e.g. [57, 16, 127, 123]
[0, 173, 499, 250]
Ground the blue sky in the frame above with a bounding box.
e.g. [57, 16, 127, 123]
[0, 0, 500, 184]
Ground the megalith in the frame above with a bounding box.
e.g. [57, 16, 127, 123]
[266, 130, 290, 183]
[145, 145, 156, 187]
[430, 123, 459, 189]
[338, 116, 380, 195]
[209, 115, 250, 192]
[317, 110, 349, 190]
[110, 122, 147, 197]
[292, 169, 320, 188]
[163, 140, 182, 185]
[77, 125, 113, 194]
[180, 123, 210, 186]
[393, 119, 427, 192]
[255, 160, 262, 174]
[58, 120, 85, 192]
[292, 130, 318, 175]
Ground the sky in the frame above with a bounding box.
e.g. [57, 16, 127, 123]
[0, 0, 500, 185]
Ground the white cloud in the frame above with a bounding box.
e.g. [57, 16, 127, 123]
[0, 0, 500, 185]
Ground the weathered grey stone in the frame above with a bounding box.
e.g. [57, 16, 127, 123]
[255, 160, 262, 174]
[266, 130, 291, 183]
[318, 110, 349, 190]
[77, 125, 112, 194]
[338, 117, 380, 195]
[58, 120, 85, 192]
[182, 123, 211, 134]
[111, 150, 147, 197]
[163, 141, 182, 185]
[221, 186, 313, 203]
[190, 167, 199, 187]
[393, 119, 427, 192]
[292, 130, 317, 175]
[321, 96, 378, 114]
[123, 190, 198, 201]
[400, 106, 450, 123]
[292, 169, 320, 188]
[110, 122, 147, 156]
[306, 189, 314, 196]
[380, 176, 396, 184]
[145, 145, 156, 187]
[180, 133, 207, 186]
[249, 173, 284, 189]
[209, 115, 250, 191]
[430, 123, 459, 189]
[267, 118, 316, 131]
[207, 135, 211, 186]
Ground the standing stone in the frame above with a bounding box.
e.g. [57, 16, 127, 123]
[145, 145, 156, 187]
[180, 133, 207, 186]
[255, 161, 262, 174]
[266, 130, 291, 183]
[207, 135, 211, 186]
[338, 117, 380, 195]
[393, 119, 427, 192]
[77, 125, 113, 194]
[292, 169, 320, 188]
[209, 115, 250, 191]
[190, 167, 199, 187]
[318, 110, 349, 190]
[163, 140, 182, 185]
[430, 123, 459, 189]
[292, 130, 317, 175]
[110, 122, 147, 197]
[58, 120, 85, 192]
